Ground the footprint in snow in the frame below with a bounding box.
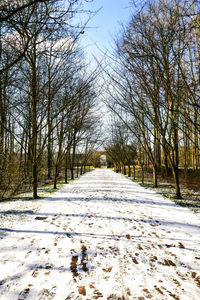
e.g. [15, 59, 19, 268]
[39, 287, 56, 299]
[18, 288, 30, 300]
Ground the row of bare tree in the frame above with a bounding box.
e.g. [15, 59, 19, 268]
[104, 0, 200, 199]
[0, 0, 101, 199]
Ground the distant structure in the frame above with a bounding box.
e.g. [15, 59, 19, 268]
[100, 154, 107, 168]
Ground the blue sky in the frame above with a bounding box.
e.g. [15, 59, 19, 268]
[80, 0, 134, 60]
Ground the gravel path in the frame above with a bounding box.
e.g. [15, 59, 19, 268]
[0, 169, 200, 299]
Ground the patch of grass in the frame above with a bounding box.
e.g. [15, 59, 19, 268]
[125, 170, 200, 214]
[3, 176, 79, 203]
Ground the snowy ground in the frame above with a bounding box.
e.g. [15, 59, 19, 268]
[0, 169, 200, 300]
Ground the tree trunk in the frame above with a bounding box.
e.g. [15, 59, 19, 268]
[172, 167, 182, 199]
[54, 164, 58, 189]
[162, 139, 170, 176]
[30, 39, 39, 199]
[31, 64, 38, 199]
[65, 154, 68, 184]
[47, 64, 52, 179]
[152, 164, 158, 188]
[0, 79, 4, 187]
[128, 164, 131, 177]
[141, 165, 144, 184]
[124, 164, 126, 175]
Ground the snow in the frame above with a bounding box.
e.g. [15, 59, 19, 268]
[0, 169, 200, 299]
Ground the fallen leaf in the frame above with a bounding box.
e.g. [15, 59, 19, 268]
[78, 286, 86, 296]
[132, 258, 139, 264]
[178, 242, 185, 249]
[81, 245, 87, 251]
[103, 267, 112, 272]
[44, 271, 50, 275]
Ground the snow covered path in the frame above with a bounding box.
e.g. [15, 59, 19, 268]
[0, 169, 200, 300]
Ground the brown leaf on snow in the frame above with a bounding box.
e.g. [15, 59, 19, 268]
[103, 267, 112, 272]
[23, 288, 30, 294]
[165, 251, 176, 258]
[32, 270, 38, 278]
[178, 242, 185, 249]
[132, 257, 139, 264]
[154, 285, 164, 295]
[152, 232, 159, 238]
[172, 278, 181, 287]
[89, 284, 95, 289]
[93, 289, 103, 299]
[126, 234, 131, 239]
[163, 288, 180, 300]
[78, 286, 86, 296]
[150, 223, 157, 227]
[191, 272, 200, 288]
[161, 259, 176, 266]
[81, 244, 87, 251]
[138, 244, 143, 250]
[44, 271, 50, 275]
[143, 288, 152, 298]
[35, 216, 47, 220]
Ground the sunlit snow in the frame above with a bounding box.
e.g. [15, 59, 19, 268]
[0, 169, 200, 299]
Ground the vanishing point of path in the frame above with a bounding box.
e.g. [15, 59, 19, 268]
[0, 169, 200, 299]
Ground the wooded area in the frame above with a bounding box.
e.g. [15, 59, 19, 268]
[104, 0, 200, 199]
[0, 0, 200, 201]
[0, 0, 101, 200]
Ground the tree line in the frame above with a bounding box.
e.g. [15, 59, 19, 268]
[0, 0, 101, 200]
[104, 0, 200, 199]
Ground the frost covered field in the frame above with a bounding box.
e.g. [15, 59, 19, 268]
[0, 169, 200, 300]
